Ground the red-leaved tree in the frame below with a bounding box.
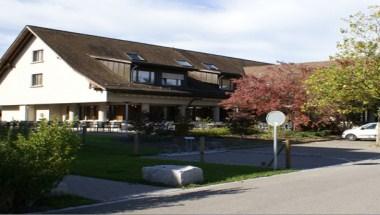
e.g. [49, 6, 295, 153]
[220, 63, 315, 130]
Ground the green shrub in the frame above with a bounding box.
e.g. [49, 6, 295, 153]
[0, 121, 32, 141]
[175, 122, 191, 136]
[259, 129, 332, 139]
[153, 128, 174, 136]
[0, 120, 81, 213]
[128, 112, 153, 135]
[174, 116, 192, 136]
[226, 112, 257, 135]
[283, 130, 331, 138]
[190, 127, 231, 137]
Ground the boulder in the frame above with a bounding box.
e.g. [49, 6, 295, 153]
[142, 165, 204, 187]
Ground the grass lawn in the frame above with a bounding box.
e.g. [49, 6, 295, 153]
[32, 194, 96, 212]
[71, 134, 292, 187]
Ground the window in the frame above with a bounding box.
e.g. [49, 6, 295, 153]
[31, 73, 43, 87]
[203, 62, 218, 71]
[132, 70, 155, 84]
[32, 50, 43, 62]
[188, 71, 218, 84]
[362, 123, 376, 130]
[220, 79, 233, 90]
[127, 53, 145, 61]
[161, 73, 184, 86]
[176, 60, 192, 67]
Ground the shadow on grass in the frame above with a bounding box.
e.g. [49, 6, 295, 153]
[59, 187, 251, 214]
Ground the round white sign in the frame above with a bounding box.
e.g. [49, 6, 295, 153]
[266, 111, 286, 126]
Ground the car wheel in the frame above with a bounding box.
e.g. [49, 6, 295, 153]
[346, 134, 357, 141]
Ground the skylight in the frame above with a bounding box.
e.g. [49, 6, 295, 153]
[176, 60, 192, 67]
[127, 53, 145, 61]
[203, 62, 219, 71]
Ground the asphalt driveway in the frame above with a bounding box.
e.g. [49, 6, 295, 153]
[154, 140, 380, 169]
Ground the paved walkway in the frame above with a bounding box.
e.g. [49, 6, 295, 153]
[54, 175, 178, 202]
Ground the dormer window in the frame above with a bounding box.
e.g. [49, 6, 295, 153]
[127, 53, 145, 61]
[176, 60, 192, 67]
[203, 63, 218, 71]
[32, 50, 43, 63]
[132, 70, 155, 84]
[162, 73, 184, 86]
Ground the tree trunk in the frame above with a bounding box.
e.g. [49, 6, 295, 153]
[133, 133, 140, 155]
[199, 136, 205, 163]
[377, 108, 380, 147]
[285, 139, 291, 169]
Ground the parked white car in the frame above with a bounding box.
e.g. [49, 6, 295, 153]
[342, 123, 378, 141]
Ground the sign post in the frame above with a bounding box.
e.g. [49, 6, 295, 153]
[266, 111, 286, 170]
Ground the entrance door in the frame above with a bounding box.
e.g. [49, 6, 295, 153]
[128, 104, 142, 122]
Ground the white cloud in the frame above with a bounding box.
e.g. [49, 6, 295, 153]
[0, 0, 380, 63]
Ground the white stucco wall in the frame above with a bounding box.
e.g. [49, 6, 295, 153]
[1, 104, 67, 121]
[0, 35, 107, 106]
[1, 106, 19, 121]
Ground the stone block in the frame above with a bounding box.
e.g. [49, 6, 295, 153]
[142, 165, 203, 187]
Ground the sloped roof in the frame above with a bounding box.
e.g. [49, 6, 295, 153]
[244, 61, 333, 78]
[0, 26, 269, 89]
[176, 49, 265, 74]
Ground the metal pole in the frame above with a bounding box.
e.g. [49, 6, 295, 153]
[82, 125, 87, 145]
[273, 124, 278, 170]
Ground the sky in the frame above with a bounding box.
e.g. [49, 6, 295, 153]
[0, 0, 380, 63]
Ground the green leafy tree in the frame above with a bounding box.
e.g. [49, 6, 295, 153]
[306, 6, 380, 136]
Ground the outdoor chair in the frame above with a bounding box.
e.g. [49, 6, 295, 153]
[96, 121, 105, 132]
[105, 121, 121, 132]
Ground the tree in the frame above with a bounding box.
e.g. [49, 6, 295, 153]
[306, 59, 380, 115]
[305, 6, 380, 142]
[221, 64, 313, 130]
